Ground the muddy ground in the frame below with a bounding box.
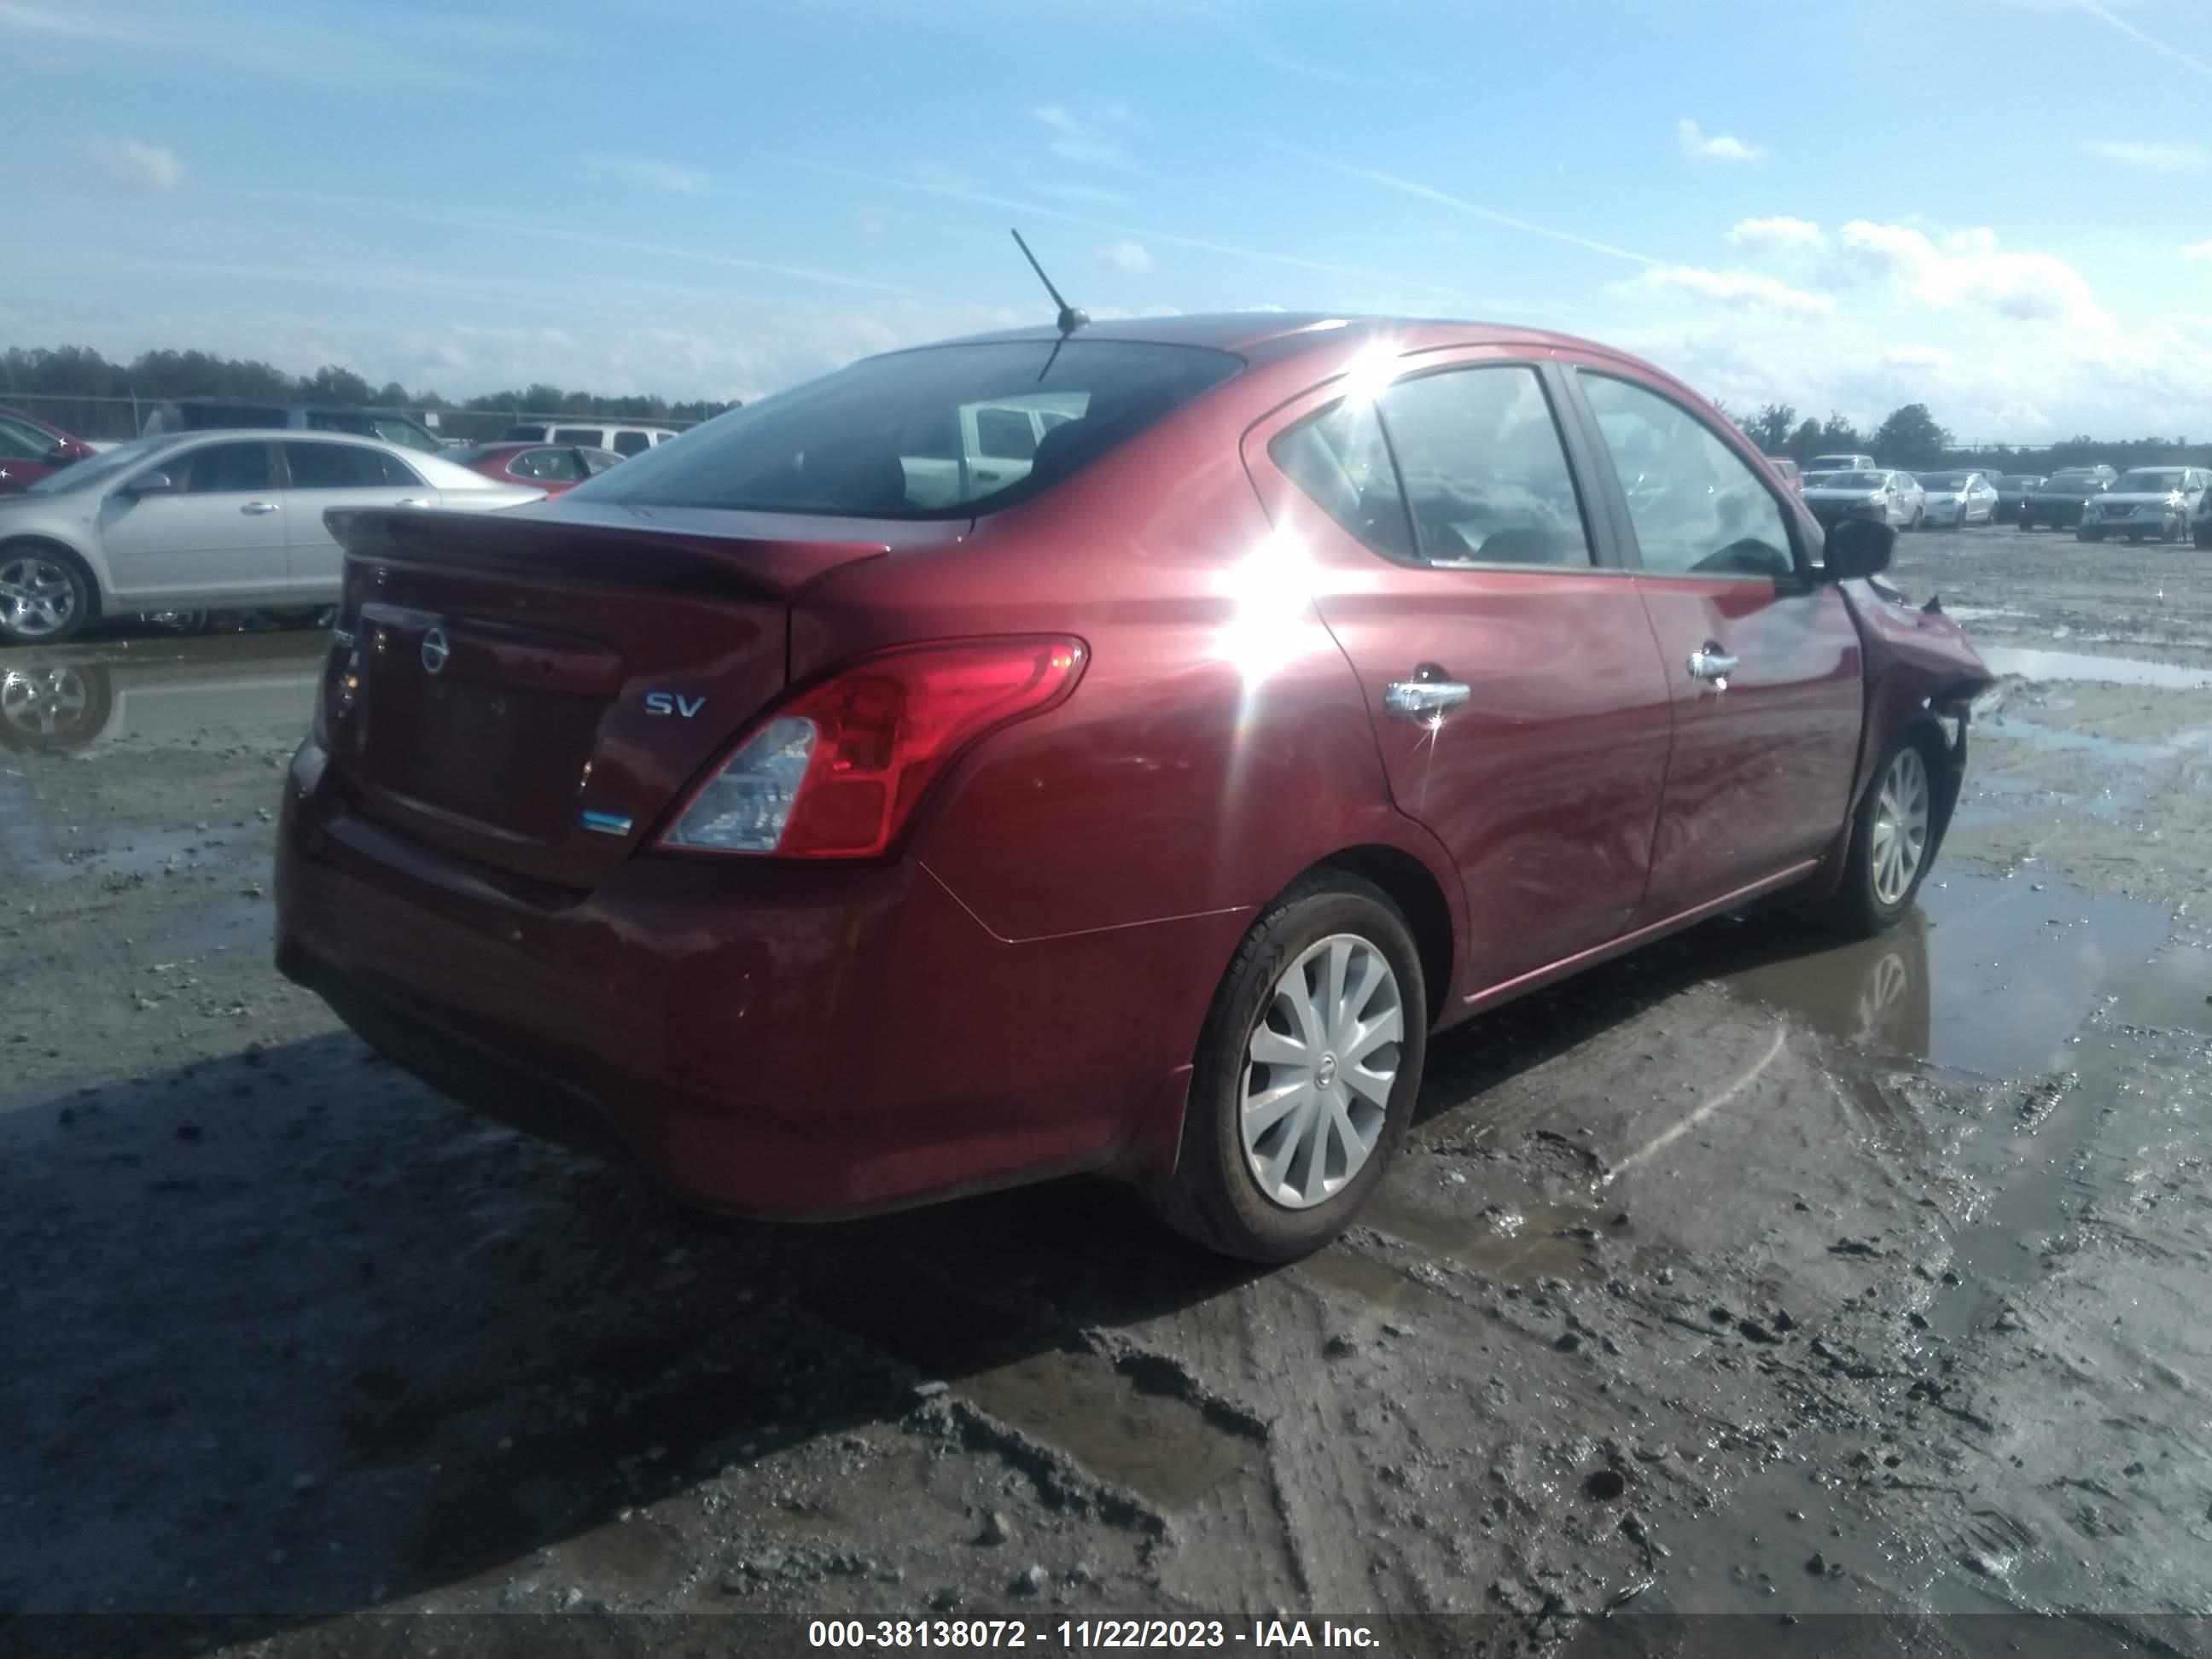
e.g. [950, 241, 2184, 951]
[2, 527, 2209, 1656]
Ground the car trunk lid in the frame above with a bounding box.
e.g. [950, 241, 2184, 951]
[318, 503, 910, 890]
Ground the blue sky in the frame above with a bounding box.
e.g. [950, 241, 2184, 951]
[5, 0, 2210, 439]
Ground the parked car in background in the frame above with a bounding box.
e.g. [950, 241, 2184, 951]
[495, 421, 680, 457]
[451, 442, 625, 497]
[1765, 456, 1804, 492]
[1804, 469, 1927, 531]
[0, 406, 100, 495]
[0, 431, 545, 646]
[1915, 470, 1998, 529]
[274, 312, 1989, 1261]
[1993, 474, 2046, 522]
[139, 400, 451, 454]
[2018, 467, 2117, 531]
[1809, 451, 1878, 474]
[2197, 486, 2212, 550]
[0, 629, 322, 754]
[2079, 467, 2210, 544]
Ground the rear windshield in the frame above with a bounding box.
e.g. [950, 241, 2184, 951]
[571, 340, 1242, 519]
[1820, 472, 1888, 488]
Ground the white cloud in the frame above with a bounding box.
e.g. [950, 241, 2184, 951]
[1095, 240, 1152, 273]
[85, 137, 183, 192]
[0, 0, 472, 87]
[1620, 265, 1834, 317]
[582, 156, 710, 195]
[1832, 221, 2110, 329]
[1728, 216, 1827, 256]
[2186, 240, 2212, 261]
[2082, 139, 2212, 172]
[1028, 103, 1120, 164]
[1677, 118, 1764, 162]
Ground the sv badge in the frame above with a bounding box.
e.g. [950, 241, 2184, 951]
[644, 692, 707, 719]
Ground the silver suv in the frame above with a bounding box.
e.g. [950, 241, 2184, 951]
[2078, 467, 2210, 544]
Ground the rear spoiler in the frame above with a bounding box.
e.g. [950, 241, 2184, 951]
[327, 505, 891, 602]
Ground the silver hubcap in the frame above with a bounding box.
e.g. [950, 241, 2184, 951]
[1240, 934, 1403, 1210]
[1870, 747, 1930, 907]
[0, 665, 91, 739]
[0, 556, 78, 639]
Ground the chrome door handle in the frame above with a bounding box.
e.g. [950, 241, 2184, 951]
[394, 498, 433, 508]
[241, 501, 280, 515]
[1687, 646, 1739, 682]
[1384, 678, 1473, 719]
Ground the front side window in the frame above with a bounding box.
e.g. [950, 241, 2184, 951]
[369, 416, 439, 452]
[974, 407, 1039, 462]
[1268, 398, 1415, 562]
[1373, 366, 1593, 568]
[573, 340, 1240, 520]
[1580, 375, 1796, 580]
[177, 441, 272, 494]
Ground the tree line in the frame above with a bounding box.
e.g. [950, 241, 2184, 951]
[0, 345, 736, 439]
[1713, 399, 2206, 474]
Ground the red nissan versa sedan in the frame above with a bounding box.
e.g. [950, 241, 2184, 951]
[0, 405, 99, 494]
[274, 315, 1989, 1261]
[451, 440, 626, 497]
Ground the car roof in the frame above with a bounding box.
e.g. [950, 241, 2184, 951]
[922, 311, 1668, 363]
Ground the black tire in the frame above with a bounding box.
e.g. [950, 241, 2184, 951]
[1146, 870, 1428, 1262]
[2020, 515, 2035, 532]
[0, 542, 94, 648]
[2078, 530, 2104, 544]
[1909, 508, 1924, 532]
[1813, 733, 1942, 939]
[2127, 532, 2144, 544]
[2196, 522, 2210, 550]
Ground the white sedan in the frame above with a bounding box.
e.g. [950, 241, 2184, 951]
[0, 431, 545, 647]
[1914, 470, 1999, 529]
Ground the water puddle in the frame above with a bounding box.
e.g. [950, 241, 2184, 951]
[0, 631, 322, 754]
[1961, 775, 2139, 824]
[1976, 713, 2185, 767]
[1724, 871, 2173, 1078]
[1978, 645, 2212, 691]
[1359, 1185, 1623, 1284]
[1295, 1244, 1445, 1314]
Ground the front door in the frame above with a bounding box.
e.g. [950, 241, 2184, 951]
[1566, 367, 1864, 923]
[1244, 354, 1675, 1001]
[98, 439, 289, 605]
[278, 440, 431, 597]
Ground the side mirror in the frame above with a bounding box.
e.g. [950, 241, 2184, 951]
[1823, 515, 1894, 582]
[125, 471, 177, 497]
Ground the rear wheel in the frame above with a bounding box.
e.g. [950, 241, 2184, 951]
[1815, 736, 1938, 938]
[1147, 872, 1426, 1262]
[2197, 521, 2211, 550]
[0, 545, 91, 647]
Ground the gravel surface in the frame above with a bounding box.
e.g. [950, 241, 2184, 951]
[2, 527, 2208, 1654]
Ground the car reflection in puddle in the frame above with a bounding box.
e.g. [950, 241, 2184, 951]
[0, 630, 325, 754]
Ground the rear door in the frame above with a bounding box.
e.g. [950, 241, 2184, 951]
[1243, 352, 1675, 998]
[278, 441, 429, 597]
[98, 439, 290, 604]
[1563, 365, 1862, 923]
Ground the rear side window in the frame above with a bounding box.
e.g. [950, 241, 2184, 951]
[580, 448, 622, 475]
[0, 416, 51, 461]
[573, 340, 1240, 520]
[610, 430, 652, 457]
[511, 447, 585, 482]
[1269, 399, 1415, 562]
[1580, 374, 1796, 580]
[284, 441, 414, 488]
[1374, 366, 1594, 568]
[498, 424, 551, 442]
[554, 428, 602, 445]
[178, 441, 272, 493]
[185, 405, 288, 431]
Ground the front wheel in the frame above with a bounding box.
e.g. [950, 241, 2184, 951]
[1814, 737, 1939, 938]
[0, 547, 91, 647]
[1147, 872, 1426, 1262]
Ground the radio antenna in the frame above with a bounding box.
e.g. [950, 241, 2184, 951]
[1011, 229, 1089, 335]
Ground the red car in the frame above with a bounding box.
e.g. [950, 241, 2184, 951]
[275, 315, 1989, 1260]
[0, 406, 98, 494]
[449, 440, 623, 497]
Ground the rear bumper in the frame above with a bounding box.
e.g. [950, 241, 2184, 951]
[274, 740, 1227, 1218]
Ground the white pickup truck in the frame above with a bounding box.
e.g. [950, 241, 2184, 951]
[902, 396, 1086, 508]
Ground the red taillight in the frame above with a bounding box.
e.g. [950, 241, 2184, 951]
[658, 637, 1087, 859]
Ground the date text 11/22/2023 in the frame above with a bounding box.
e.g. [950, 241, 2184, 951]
[806, 1619, 1381, 1649]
